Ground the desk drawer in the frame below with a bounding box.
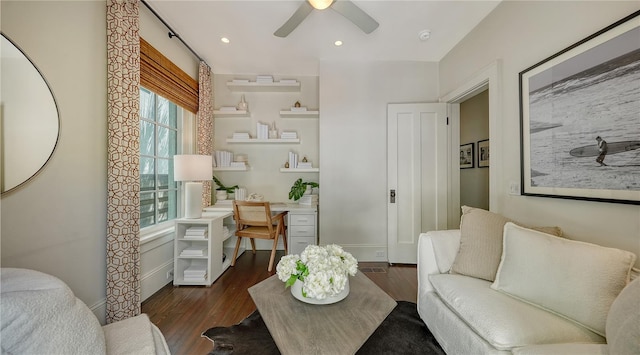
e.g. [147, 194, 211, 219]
[289, 214, 316, 226]
[289, 237, 316, 255]
[289, 225, 316, 237]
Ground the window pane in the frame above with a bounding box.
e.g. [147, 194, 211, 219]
[157, 190, 176, 223]
[157, 126, 169, 157]
[169, 101, 178, 128]
[140, 192, 155, 228]
[157, 96, 169, 125]
[140, 88, 155, 120]
[140, 120, 155, 156]
[157, 158, 169, 190]
[140, 157, 155, 191]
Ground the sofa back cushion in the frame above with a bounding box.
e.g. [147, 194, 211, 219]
[606, 277, 640, 354]
[450, 206, 562, 281]
[0, 268, 106, 354]
[492, 223, 636, 336]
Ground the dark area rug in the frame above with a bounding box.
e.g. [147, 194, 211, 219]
[202, 301, 445, 355]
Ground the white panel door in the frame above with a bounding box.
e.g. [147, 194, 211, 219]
[388, 103, 448, 264]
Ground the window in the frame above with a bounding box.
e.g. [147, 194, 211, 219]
[139, 87, 180, 229]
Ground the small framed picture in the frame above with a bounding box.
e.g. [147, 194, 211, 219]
[478, 139, 490, 168]
[460, 143, 474, 169]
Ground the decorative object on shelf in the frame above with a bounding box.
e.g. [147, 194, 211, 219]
[276, 244, 358, 305]
[269, 122, 278, 139]
[247, 193, 264, 201]
[237, 95, 248, 111]
[215, 190, 228, 201]
[174, 154, 213, 219]
[213, 175, 239, 194]
[294, 101, 301, 107]
[284, 162, 290, 168]
[234, 187, 247, 201]
[291, 101, 307, 112]
[289, 178, 319, 201]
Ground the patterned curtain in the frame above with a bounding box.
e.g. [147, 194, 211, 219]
[106, 0, 141, 323]
[197, 62, 214, 206]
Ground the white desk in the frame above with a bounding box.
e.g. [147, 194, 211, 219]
[203, 202, 318, 255]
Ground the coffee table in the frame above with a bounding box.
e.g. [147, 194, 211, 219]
[248, 272, 397, 355]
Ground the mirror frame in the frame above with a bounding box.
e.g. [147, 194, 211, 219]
[1, 32, 61, 195]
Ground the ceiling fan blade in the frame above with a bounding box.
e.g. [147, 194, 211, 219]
[330, 0, 379, 34]
[274, 2, 314, 38]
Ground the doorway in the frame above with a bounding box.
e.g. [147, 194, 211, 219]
[460, 90, 490, 210]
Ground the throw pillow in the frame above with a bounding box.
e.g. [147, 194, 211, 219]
[450, 206, 562, 281]
[492, 223, 636, 336]
[606, 277, 640, 354]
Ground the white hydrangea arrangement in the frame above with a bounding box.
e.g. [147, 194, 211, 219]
[276, 244, 358, 300]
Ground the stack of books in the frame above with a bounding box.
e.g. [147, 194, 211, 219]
[180, 246, 206, 257]
[183, 264, 207, 282]
[281, 131, 297, 139]
[232, 132, 250, 139]
[214, 150, 233, 167]
[288, 152, 298, 169]
[299, 194, 318, 206]
[297, 162, 313, 169]
[256, 75, 274, 83]
[291, 106, 307, 112]
[184, 226, 207, 239]
[256, 122, 269, 139]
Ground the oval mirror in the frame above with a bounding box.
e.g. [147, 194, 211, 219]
[1, 33, 60, 194]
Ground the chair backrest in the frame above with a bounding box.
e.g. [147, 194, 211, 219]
[233, 201, 274, 229]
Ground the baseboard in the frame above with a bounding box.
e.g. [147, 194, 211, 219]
[89, 299, 107, 325]
[141, 260, 174, 301]
[340, 244, 388, 262]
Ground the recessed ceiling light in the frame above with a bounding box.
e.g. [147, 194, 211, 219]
[221, 37, 230, 44]
[418, 30, 431, 41]
[334, 40, 343, 46]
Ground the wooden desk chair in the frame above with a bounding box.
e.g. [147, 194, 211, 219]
[231, 201, 288, 272]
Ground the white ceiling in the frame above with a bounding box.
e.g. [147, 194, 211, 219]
[146, 0, 501, 75]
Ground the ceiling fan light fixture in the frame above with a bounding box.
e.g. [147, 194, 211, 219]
[308, 0, 334, 10]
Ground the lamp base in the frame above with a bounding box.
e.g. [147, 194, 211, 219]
[184, 182, 203, 219]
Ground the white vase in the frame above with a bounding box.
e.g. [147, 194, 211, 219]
[290, 278, 350, 305]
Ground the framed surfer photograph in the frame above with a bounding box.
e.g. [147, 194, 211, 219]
[520, 10, 640, 205]
[460, 143, 474, 169]
[478, 139, 490, 168]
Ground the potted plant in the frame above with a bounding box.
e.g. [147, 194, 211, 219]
[288, 178, 319, 201]
[212, 175, 238, 197]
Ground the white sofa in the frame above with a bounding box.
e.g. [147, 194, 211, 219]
[417, 207, 639, 355]
[1, 268, 170, 355]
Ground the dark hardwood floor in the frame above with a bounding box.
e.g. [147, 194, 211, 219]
[142, 250, 418, 355]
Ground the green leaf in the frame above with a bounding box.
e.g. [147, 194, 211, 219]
[285, 275, 297, 288]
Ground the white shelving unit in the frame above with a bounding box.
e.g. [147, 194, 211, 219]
[213, 110, 250, 118]
[280, 110, 319, 118]
[213, 166, 249, 171]
[227, 138, 300, 144]
[227, 81, 300, 92]
[280, 168, 319, 173]
[173, 212, 236, 287]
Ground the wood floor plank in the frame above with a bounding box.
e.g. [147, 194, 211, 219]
[142, 250, 418, 354]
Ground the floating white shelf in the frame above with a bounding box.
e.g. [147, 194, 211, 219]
[280, 110, 319, 118]
[280, 168, 319, 173]
[213, 110, 249, 117]
[213, 166, 249, 171]
[227, 81, 300, 92]
[227, 138, 300, 144]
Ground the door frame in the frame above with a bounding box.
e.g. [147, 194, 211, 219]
[440, 60, 502, 227]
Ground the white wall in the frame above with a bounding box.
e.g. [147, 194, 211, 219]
[319, 61, 439, 261]
[1, 0, 108, 317]
[439, 1, 640, 265]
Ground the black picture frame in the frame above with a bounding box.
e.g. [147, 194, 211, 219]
[519, 10, 640, 205]
[477, 139, 489, 168]
[460, 143, 474, 169]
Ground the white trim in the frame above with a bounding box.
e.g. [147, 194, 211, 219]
[140, 223, 174, 244]
[440, 60, 502, 216]
[89, 298, 107, 325]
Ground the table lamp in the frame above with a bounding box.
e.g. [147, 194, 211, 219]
[173, 154, 212, 219]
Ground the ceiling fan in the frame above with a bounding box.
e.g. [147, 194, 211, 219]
[274, 0, 379, 38]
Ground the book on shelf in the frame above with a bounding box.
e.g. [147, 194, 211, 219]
[281, 131, 298, 139]
[229, 162, 246, 168]
[256, 75, 274, 83]
[232, 132, 251, 139]
[299, 194, 319, 206]
[214, 150, 234, 167]
[297, 162, 313, 169]
[256, 122, 269, 139]
[288, 152, 298, 170]
[215, 199, 233, 205]
[180, 246, 207, 257]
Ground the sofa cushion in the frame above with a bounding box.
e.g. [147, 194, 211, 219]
[512, 343, 608, 355]
[429, 274, 604, 351]
[492, 223, 636, 337]
[0, 268, 106, 354]
[450, 206, 562, 282]
[606, 277, 640, 354]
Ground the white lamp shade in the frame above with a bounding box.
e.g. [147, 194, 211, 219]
[174, 155, 212, 181]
